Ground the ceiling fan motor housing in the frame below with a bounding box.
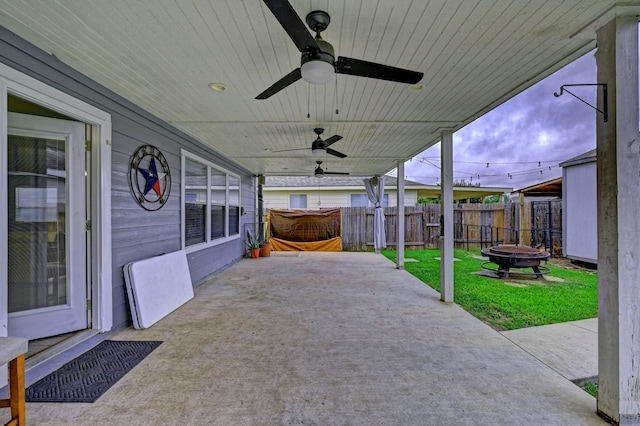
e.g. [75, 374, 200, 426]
[301, 38, 334, 64]
[311, 139, 326, 151]
[302, 10, 334, 74]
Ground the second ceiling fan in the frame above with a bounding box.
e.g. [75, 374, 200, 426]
[314, 161, 349, 177]
[256, 0, 424, 99]
[273, 128, 347, 158]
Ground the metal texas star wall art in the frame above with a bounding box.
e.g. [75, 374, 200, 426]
[128, 145, 171, 211]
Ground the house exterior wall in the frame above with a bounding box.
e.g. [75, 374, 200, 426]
[0, 26, 256, 333]
[562, 160, 597, 263]
[263, 189, 418, 209]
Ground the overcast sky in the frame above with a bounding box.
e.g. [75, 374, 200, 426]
[401, 51, 598, 191]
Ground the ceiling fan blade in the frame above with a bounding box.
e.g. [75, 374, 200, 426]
[271, 147, 309, 153]
[326, 148, 347, 159]
[323, 135, 343, 147]
[263, 0, 320, 52]
[256, 68, 302, 99]
[336, 56, 423, 84]
[323, 171, 350, 175]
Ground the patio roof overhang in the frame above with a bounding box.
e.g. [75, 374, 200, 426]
[0, 1, 627, 178]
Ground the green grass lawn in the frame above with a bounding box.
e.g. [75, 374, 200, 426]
[381, 248, 598, 331]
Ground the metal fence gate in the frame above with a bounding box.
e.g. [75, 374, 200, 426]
[530, 200, 562, 255]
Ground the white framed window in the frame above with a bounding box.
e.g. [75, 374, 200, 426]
[350, 193, 389, 207]
[181, 150, 241, 250]
[290, 194, 307, 209]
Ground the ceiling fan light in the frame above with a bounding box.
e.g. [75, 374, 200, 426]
[312, 147, 325, 156]
[301, 60, 334, 85]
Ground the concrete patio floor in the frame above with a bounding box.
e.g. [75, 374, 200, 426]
[14, 252, 605, 425]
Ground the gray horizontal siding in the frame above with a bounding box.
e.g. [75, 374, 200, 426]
[1, 25, 256, 331]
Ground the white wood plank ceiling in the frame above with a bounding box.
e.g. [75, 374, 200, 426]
[0, 0, 623, 176]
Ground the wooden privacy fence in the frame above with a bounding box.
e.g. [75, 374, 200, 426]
[342, 205, 442, 251]
[341, 201, 562, 254]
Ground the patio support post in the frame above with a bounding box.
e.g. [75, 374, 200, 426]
[440, 130, 454, 302]
[518, 192, 525, 245]
[595, 15, 640, 425]
[396, 160, 405, 269]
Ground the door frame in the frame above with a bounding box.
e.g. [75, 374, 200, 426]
[0, 62, 113, 338]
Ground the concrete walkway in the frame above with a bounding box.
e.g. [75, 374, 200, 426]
[502, 319, 598, 385]
[13, 252, 605, 425]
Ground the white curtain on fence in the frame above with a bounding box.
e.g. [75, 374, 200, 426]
[364, 176, 386, 250]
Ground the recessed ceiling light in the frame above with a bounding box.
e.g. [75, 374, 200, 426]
[208, 82, 227, 92]
[408, 84, 425, 92]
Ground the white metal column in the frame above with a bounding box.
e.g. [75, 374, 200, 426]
[440, 130, 454, 302]
[595, 14, 640, 425]
[396, 160, 405, 269]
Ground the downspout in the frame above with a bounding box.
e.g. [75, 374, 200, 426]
[258, 175, 264, 239]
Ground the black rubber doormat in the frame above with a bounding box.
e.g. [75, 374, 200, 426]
[26, 340, 162, 403]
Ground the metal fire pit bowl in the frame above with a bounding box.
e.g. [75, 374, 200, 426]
[480, 245, 551, 279]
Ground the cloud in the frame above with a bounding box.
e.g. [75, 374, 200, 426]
[404, 51, 598, 190]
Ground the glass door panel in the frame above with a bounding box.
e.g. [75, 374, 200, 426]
[8, 136, 67, 312]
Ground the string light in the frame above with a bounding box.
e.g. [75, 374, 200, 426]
[419, 155, 566, 163]
[402, 152, 573, 187]
[405, 164, 561, 182]
[413, 158, 560, 177]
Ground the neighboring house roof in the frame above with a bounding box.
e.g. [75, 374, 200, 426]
[264, 175, 512, 200]
[416, 185, 513, 200]
[559, 149, 596, 168]
[511, 177, 562, 198]
[263, 175, 423, 188]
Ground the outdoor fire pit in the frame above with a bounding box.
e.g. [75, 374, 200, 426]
[480, 245, 551, 279]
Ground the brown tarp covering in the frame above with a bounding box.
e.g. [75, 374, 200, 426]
[269, 208, 342, 251]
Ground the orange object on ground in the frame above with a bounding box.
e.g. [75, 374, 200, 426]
[260, 242, 272, 257]
[270, 236, 342, 251]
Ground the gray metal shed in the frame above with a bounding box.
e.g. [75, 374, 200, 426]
[560, 149, 597, 264]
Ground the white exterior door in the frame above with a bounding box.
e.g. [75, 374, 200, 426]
[6, 112, 87, 340]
